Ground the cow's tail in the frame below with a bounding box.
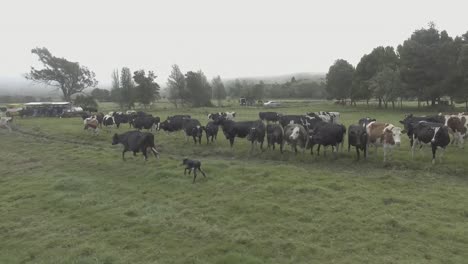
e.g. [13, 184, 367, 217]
[151, 147, 160, 159]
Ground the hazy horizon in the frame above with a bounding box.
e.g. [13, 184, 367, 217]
[1, 0, 467, 94]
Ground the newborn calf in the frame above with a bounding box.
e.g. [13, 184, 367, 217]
[182, 158, 206, 183]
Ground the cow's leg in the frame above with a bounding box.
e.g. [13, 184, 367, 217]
[364, 145, 367, 160]
[348, 142, 351, 152]
[383, 145, 387, 162]
[206, 134, 209, 144]
[280, 142, 283, 154]
[199, 136, 202, 145]
[411, 137, 417, 159]
[431, 144, 437, 164]
[356, 147, 360, 160]
[122, 150, 127, 161]
[133, 151, 137, 156]
[199, 167, 206, 177]
[229, 138, 235, 148]
[332, 145, 337, 159]
[193, 169, 197, 184]
[438, 146, 446, 162]
[142, 148, 148, 161]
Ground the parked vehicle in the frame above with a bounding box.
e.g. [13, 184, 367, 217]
[263, 101, 281, 107]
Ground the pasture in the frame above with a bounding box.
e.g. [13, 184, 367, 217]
[1, 101, 468, 264]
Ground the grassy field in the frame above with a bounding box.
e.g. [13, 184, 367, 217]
[1, 100, 468, 264]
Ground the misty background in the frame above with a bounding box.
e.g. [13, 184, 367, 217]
[0, 0, 466, 97]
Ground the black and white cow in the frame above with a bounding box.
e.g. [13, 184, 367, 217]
[306, 111, 340, 124]
[283, 124, 308, 154]
[358, 117, 376, 128]
[259, 112, 281, 123]
[112, 131, 160, 161]
[279, 115, 307, 128]
[204, 121, 219, 144]
[411, 122, 450, 164]
[348, 124, 368, 160]
[0, 117, 13, 132]
[266, 124, 284, 153]
[183, 119, 204, 144]
[208, 112, 236, 121]
[399, 114, 444, 147]
[307, 122, 346, 157]
[102, 114, 115, 132]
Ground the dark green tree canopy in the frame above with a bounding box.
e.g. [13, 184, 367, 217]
[25, 47, 98, 101]
[73, 95, 98, 111]
[326, 59, 354, 100]
[185, 71, 213, 107]
[133, 70, 160, 107]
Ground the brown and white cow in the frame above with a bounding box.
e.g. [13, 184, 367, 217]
[366, 122, 402, 162]
[84, 117, 99, 135]
[0, 117, 13, 132]
[443, 114, 466, 148]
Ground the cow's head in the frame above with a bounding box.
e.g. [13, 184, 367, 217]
[192, 125, 203, 138]
[383, 125, 401, 146]
[289, 126, 301, 140]
[111, 133, 120, 145]
[247, 127, 257, 141]
[182, 158, 189, 165]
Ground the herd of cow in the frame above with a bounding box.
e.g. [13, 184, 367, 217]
[80, 110, 467, 165]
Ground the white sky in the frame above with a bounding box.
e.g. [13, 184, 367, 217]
[1, 0, 467, 87]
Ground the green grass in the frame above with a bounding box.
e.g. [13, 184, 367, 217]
[1, 100, 468, 263]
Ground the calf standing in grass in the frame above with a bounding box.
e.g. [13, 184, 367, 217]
[266, 124, 284, 153]
[182, 158, 206, 183]
[204, 121, 219, 144]
[348, 124, 368, 160]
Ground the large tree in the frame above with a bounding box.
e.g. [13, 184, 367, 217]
[133, 70, 160, 108]
[326, 59, 354, 101]
[167, 64, 187, 108]
[397, 24, 458, 107]
[211, 75, 226, 106]
[120, 67, 135, 109]
[352, 46, 399, 105]
[185, 71, 213, 107]
[25, 47, 98, 101]
[91, 88, 111, 102]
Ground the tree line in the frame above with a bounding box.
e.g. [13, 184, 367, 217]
[326, 23, 468, 109]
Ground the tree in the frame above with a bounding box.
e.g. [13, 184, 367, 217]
[91, 88, 111, 102]
[133, 70, 160, 108]
[251, 81, 265, 100]
[185, 71, 213, 107]
[73, 95, 98, 111]
[368, 67, 402, 109]
[326, 59, 354, 101]
[352, 46, 399, 105]
[25, 47, 98, 101]
[456, 44, 468, 110]
[120, 67, 135, 109]
[398, 23, 455, 107]
[110, 69, 124, 109]
[211, 75, 226, 106]
[167, 64, 186, 108]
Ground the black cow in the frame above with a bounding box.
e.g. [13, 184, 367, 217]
[399, 114, 444, 146]
[183, 119, 204, 144]
[279, 115, 306, 128]
[112, 131, 159, 161]
[204, 121, 219, 144]
[266, 124, 284, 153]
[133, 116, 160, 131]
[113, 113, 130, 128]
[182, 158, 207, 183]
[358, 117, 376, 127]
[307, 122, 346, 157]
[348, 124, 368, 160]
[411, 122, 450, 164]
[215, 117, 263, 148]
[259, 112, 281, 123]
[160, 115, 190, 132]
[247, 121, 266, 151]
[208, 112, 236, 121]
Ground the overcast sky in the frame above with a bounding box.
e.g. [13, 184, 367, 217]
[1, 0, 467, 87]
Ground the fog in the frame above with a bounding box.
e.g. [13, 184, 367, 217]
[0, 0, 467, 95]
